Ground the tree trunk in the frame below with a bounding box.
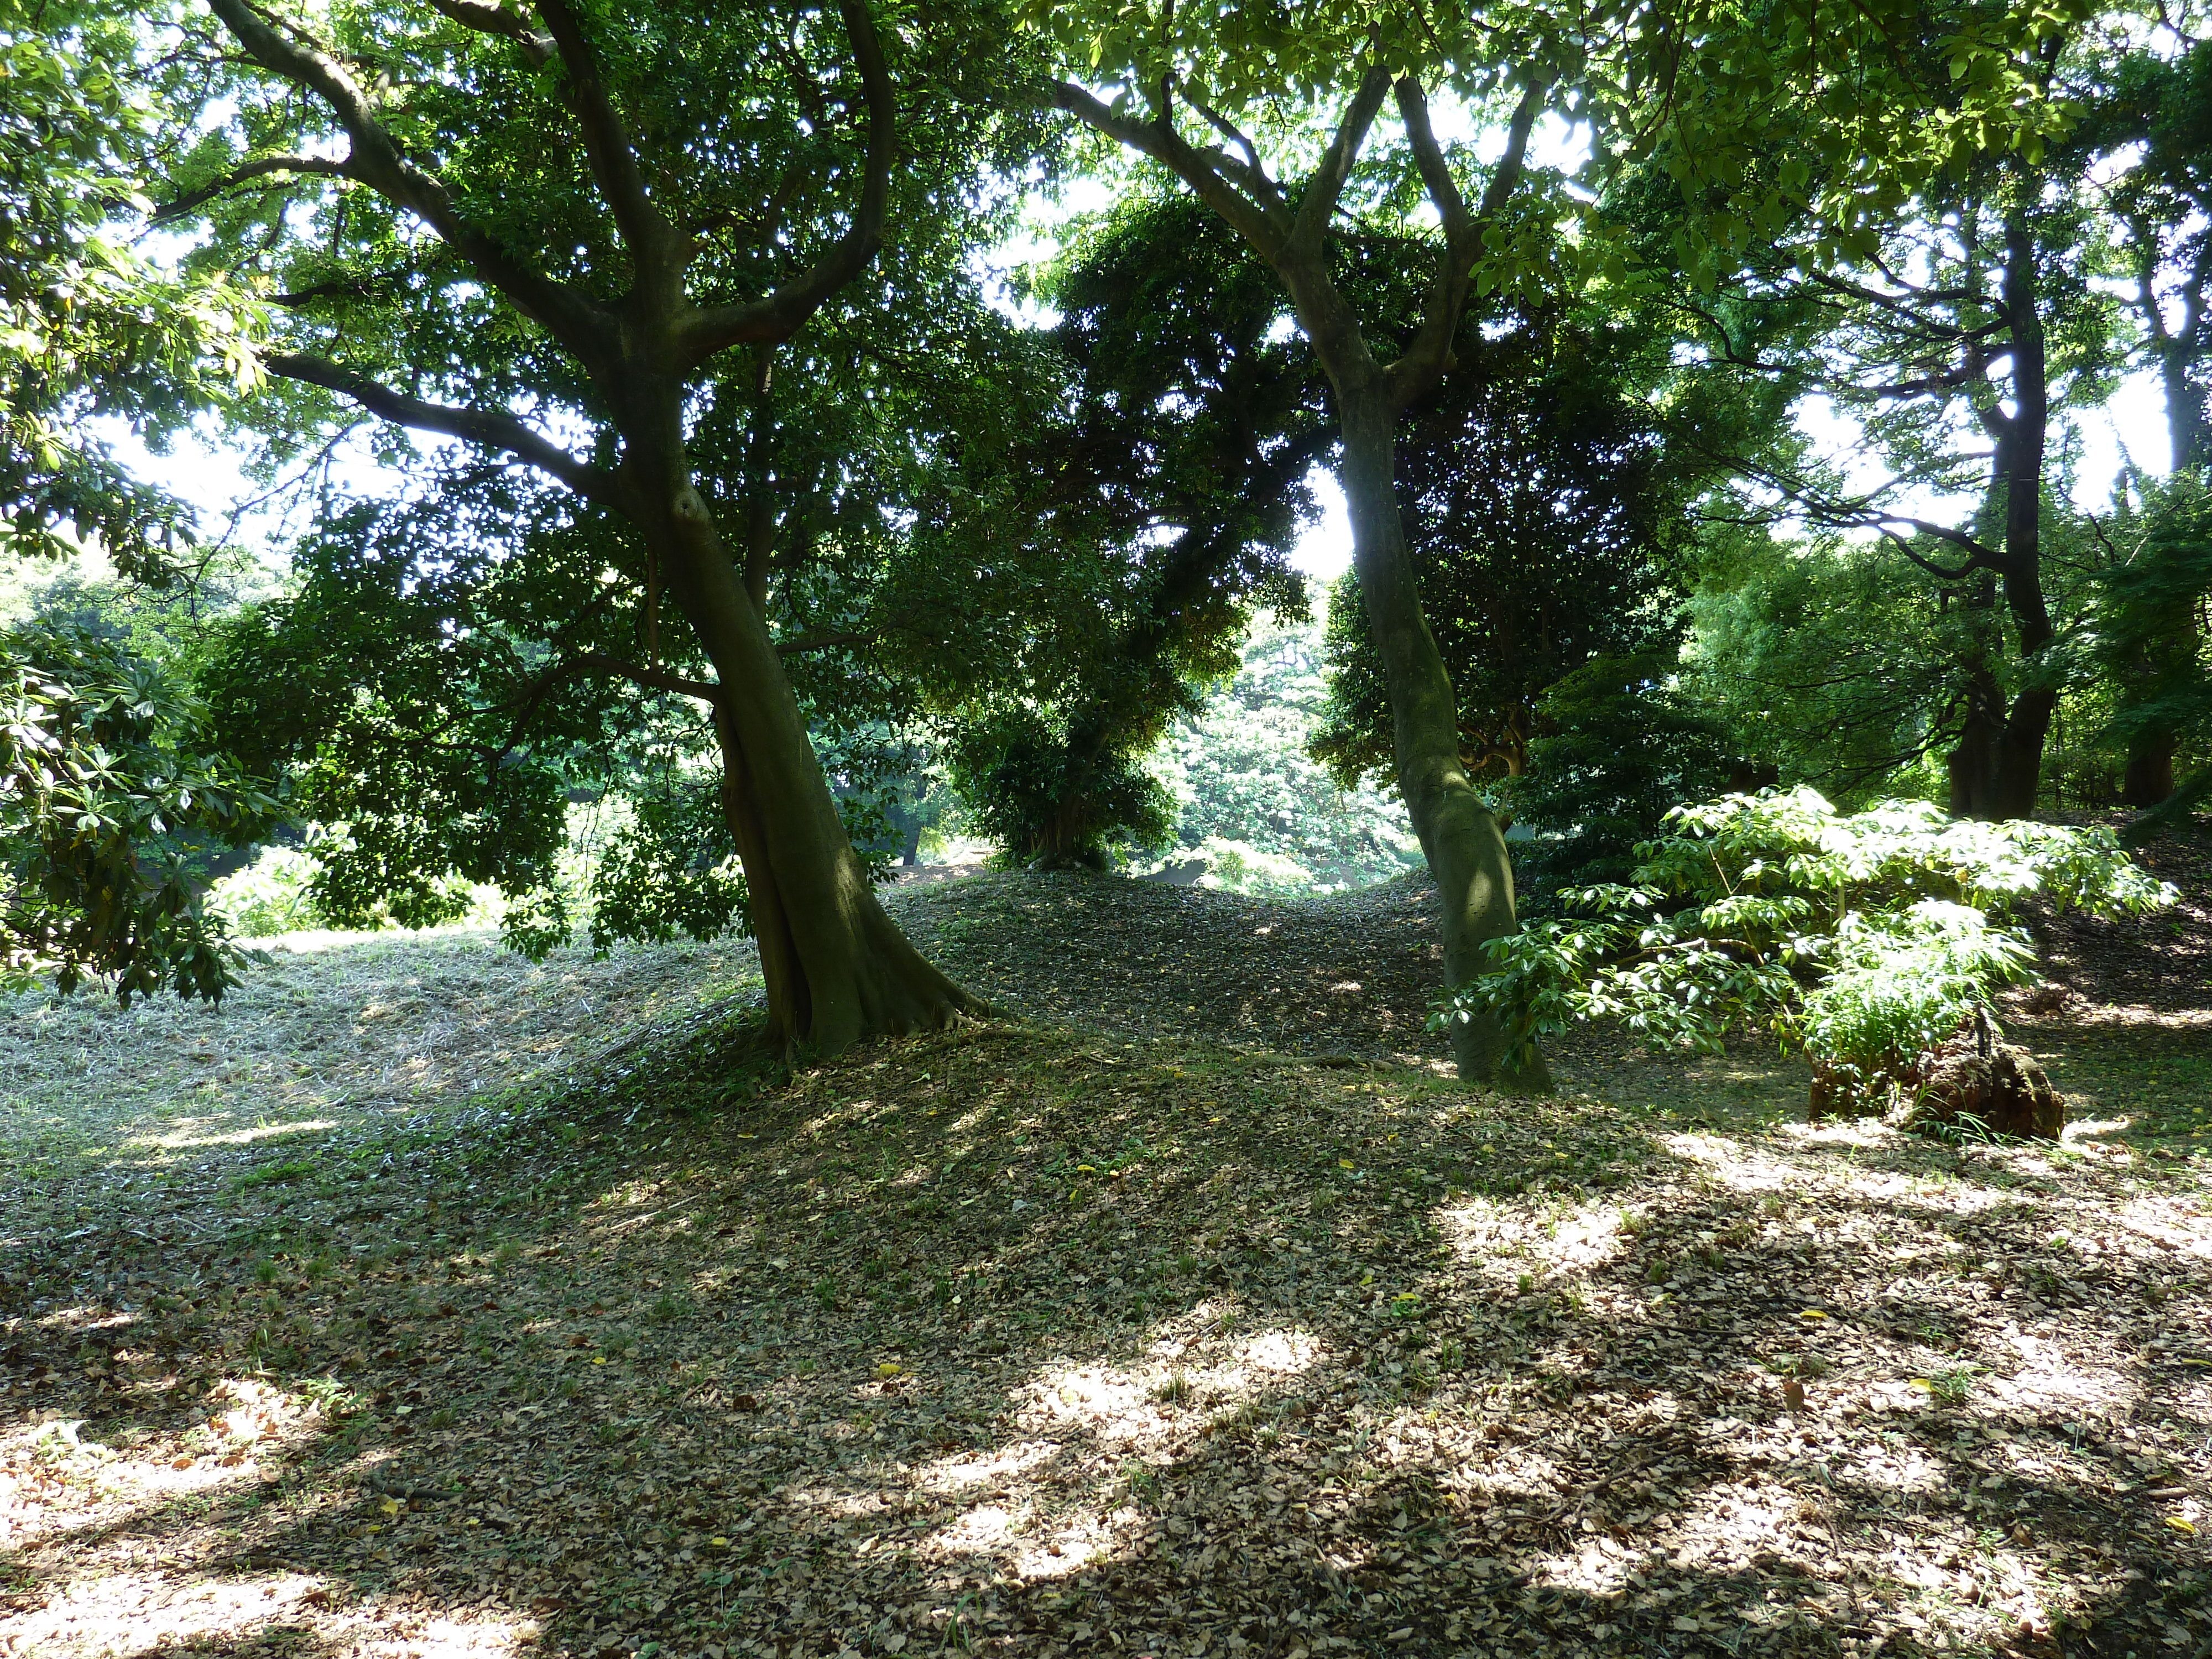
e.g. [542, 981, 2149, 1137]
[2122, 732, 2179, 808]
[1949, 213, 2058, 824]
[1946, 676, 2054, 820]
[638, 435, 983, 1053]
[1338, 402, 1549, 1091]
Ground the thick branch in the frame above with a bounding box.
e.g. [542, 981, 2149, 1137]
[1286, 64, 1393, 258]
[262, 352, 614, 501]
[774, 625, 879, 658]
[425, 0, 550, 65]
[204, 0, 611, 361]
[151, 153, 347, 222]
[530, 0, 680, 274]
[672, 0, 893, 367]
[1048, 80, 1286, 253]
[562, 651, 720, 701]
[1388, 76, 1542, 406]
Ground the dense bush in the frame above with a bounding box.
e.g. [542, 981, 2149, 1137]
[1434, 789, 2173, 1100]
[2, 622, 277, 998]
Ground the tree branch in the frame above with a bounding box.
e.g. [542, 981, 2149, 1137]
[151, 153, 348, 222]
[1285, 63, 1393, 259]
[773, 625, 878, 658]
[1176, 84, 1289, 217]
[424, 0, 550, 65]
[529, 0, 680, 273]
[1387, 76, 1542, 405]
[260, 352, 615, 501]
[563, 651, 720, 701]
[671, 0, 893, 368]
[1047, 79, 1287, 254]
[203, 0, 612, 363]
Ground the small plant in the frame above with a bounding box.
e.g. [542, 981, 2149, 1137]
[251, 1257, 281, 1286]
[1122, 1460, 1165, 1509]
[236, 1160, 315, 1190]
[1924, 1362, 1989, 1406]
[1151, 1370, 1192, 1406]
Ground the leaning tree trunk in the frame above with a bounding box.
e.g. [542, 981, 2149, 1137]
[644, 455, 983, 1053]
[1339, 403, 1550, 1091]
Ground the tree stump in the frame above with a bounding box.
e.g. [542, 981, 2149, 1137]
[1900, 1012, 2065, 1140]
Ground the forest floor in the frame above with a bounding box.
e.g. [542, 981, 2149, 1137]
[1, 832, 2208, 1659]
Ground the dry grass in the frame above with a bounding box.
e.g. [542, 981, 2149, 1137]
[0, 876, 2207, 1659]
[0, 928, 759, 1178]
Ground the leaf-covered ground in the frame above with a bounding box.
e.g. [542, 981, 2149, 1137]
[1, 844, 2208, 1659]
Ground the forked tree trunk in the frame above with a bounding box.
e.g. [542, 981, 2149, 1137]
[1946, 677, 2056, 820]
[1339, 405, 1550, 1091]
[644, 449, 984, 1053]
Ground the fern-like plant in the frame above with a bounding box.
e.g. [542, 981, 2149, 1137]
[1431, 788, 2173, 1098]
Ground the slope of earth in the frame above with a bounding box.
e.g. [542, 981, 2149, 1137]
[2, 995, 2209, 1657]
[0, 931, 758, 1181]
[883, 826, 2212, 1145]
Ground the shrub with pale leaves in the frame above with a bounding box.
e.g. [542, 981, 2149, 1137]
[1432, 789, 2173, 1091]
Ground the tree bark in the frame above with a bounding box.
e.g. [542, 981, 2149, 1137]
[1047, 64, 1552, 1087]
[638, 427, 985, 1055]
[1945, 212, 2057, 822]
[1339, 402, 1550, 1090]
[2122, 732, 2179, 808]
[191, 0, 983, 1056]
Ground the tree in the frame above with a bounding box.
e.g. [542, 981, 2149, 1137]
[199, 178, 1060, 966]
[2099, 476, 2212, 841]
[161, 0, 1040, 1051]
[1025, 3, 1569, 1086]
[951, 193, 1329, 870]
[1658, 157, 2121, 821]
[2094, 38, 2212, 806]
[1312, 306, 1733, 775]
[2104, 39, 2212, 479]
[1, 0, 279, 1000]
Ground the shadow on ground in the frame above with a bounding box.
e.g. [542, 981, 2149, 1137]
[4, 1011, 2208, 1659]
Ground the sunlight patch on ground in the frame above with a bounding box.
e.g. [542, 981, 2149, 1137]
[0, 1378, 338, 1554]
[1440, 1195, 1629, 1288]
[911, 1440, 1060, 1499]
[0, 1573, 533, 1659]
[2113, 1195, 2212, 1258]
[0, 1569, 327, 1657]
[138, 1117, 340, 1150]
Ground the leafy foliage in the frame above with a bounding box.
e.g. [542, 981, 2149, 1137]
[1157, 617, 1421, 890]
[1434, 789, 2173, 1092]
[2096, 473, 2212, 839]
[943, 194, 1324, 868]
[1314, 320, 1709, 791]
[2, 621, 277, 998]
[1503, 648, 1734, 900]
[0, 0, 258, 578]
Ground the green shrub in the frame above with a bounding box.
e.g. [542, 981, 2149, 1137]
[1433, 787, 2173, 1088]
[206, 845, 326, 938]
